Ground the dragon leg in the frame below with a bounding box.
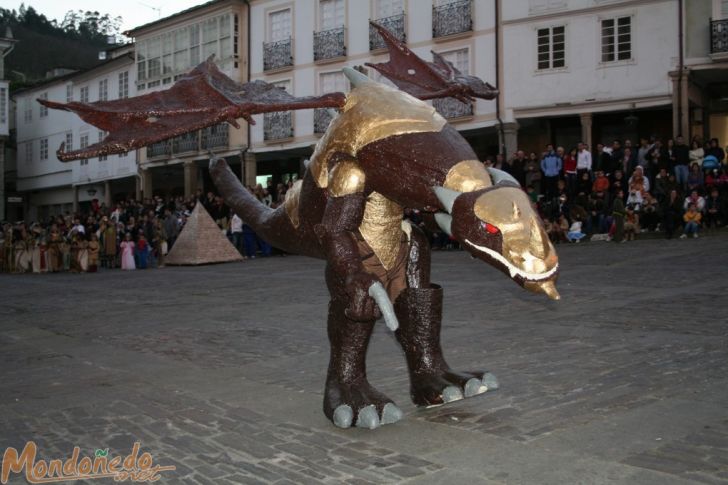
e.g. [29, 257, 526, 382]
[323, 267, 403, 429]
[395, 226, 498, 407]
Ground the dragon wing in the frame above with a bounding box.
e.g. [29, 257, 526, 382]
[40, 56, 345, 161]
[365, 21, 497, 104]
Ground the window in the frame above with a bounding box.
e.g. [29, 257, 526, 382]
[319, 0, 344, 30]
[537, 26, 565, 70]
[269, 8, 292, 42]
[80, 86, 89, 103]
[39, 92, 48, 117]
[723, 0, 728, 17]
[118, 71, 129, 98]
[375, 0, 403, 18]
[98, 131, 107, 161]
[273, 79, 291, 93]
[80, 134, 89, 165]
[25, 142, 33, 163]
[66, 84, 73, 102]
[136, 13, 233, 86]
[320, 71, 347, 94]
[438, 47, 469, 74]
[98, 79, 108, 101]
[65, 132, 73, 151]
[40, 139, 48, 160]
[601, 16, 631, 62]
[23, 97, 32, 123]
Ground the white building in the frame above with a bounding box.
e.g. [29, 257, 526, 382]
[124, 0, 250, 198]
[13, 45, 137, 221]
[1, 26, 18, 221]
[246, 0, 499, 186]
[10, 0, 728, 221]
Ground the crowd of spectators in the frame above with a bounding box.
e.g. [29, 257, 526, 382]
[482, 135, 728, 243]
[0, 178, 297, 274]
[2, 135, 727, 274]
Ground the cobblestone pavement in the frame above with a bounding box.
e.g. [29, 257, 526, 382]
[1, 233, 727, 484]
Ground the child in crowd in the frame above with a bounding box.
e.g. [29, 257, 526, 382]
[681, 203, 702, 239]
[567, 219, 586, 243]
[120, 233, 136, 270]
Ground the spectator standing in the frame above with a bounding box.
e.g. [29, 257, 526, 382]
[120, 233, 136, 270]
[231, 213, 244, 255]
[541, 145, 562, 199]
[706, 138, 725, 166]
[563, 147, 578, 197]
[704, 188, 724, 229]
[525, 152, 542, 195]
[690, 140, 705, 169]
[163, 209, 179, 250]
[662, 189, 683, 239]
[576, 142, 592, 179]
[510, 151, 527, 187]
[668, 135, 690, 189]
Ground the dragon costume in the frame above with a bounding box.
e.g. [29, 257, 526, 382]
[42, 23, 560, 429]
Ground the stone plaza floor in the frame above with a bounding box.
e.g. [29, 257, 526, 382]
[1, 232, 727, 484]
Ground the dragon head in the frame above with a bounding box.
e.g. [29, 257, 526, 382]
[432, 166, 560, 300]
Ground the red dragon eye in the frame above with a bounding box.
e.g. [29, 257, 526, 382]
[481, 221, 500, 234]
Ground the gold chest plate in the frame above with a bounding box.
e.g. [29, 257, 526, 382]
[309, 83, 447, 189]
[358, 191, 403, 270]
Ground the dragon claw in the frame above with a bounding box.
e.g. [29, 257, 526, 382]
[355, 405, 380, 429]
[441, 386, 464, 403]
[381, 403, 404, 425]
[333, 405, 354, 428]
[482, 372, 499, 390]
[464, 377, 488, 397]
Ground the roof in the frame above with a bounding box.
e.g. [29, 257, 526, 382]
[11, 53, 134, 96]
[124, 0, 245, 37]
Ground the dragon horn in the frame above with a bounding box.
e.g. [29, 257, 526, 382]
[432, 186, 462, 213]
[343, 67, 374, 88]
[434, 213, 453, 236]
[486, 167, 520, 186]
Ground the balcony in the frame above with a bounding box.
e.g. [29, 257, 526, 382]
[433, 0, 472, 38]
[369, 13, 406, 51]
[264, 38, 293, 71]
[264, 111, 293, 141]
[147, 140, 171, 159]
[314, 108, 335, 134]
[146, 124, 228, 159]
[314, 27, 346, 61]
[711, 19, 728, 55]
[433, 97, 473, 119]
[202, 124, 229, 149]
[172, 131, 199, 154]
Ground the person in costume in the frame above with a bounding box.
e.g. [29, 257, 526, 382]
[120, 232, 136, 270]
[87, 233, 100, 272]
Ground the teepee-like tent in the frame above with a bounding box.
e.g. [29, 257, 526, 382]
[165, 202, 243, 265]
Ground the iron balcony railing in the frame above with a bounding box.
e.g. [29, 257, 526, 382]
[172, 131, 199, 154]
[264, 111, 293, 141]
[202, 124, 229, 149]
[146, 124, 228, 159]
[147, 140, 171, 159]
[314, 108, 335, 134]
[369, 13, 406, 50]
[711, 18, 728, 54]
[263, 38, 294, 71]
[433, 0, 473, 38]
[314, 26, 346, 61]
[433, 97, 474, 119]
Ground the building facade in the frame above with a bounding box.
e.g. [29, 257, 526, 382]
[125, 0, 250, 199]
[246, 0, 498, 187]
[9, 0, 728, 222]
[13, 46, 137, 222]
[500, 0, 681, 155]
[1, 26, 18, 221]
[682, 0, 728, 146]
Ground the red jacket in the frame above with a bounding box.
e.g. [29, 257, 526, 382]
[563, 155, 577, 174]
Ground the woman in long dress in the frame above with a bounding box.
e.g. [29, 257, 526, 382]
[78, 237, 89, 272]
[120, 233, 136, 271]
